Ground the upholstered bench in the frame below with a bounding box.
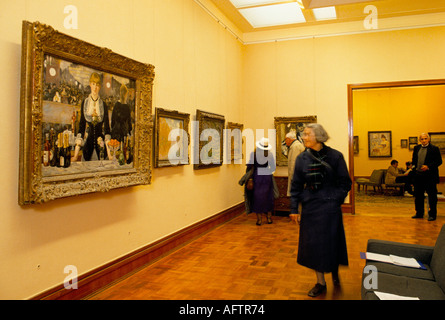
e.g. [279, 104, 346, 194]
[356, 169, 384, 194]
[361, 224, 445, 300]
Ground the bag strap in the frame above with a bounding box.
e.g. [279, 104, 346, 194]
[306, 148, 334, 174]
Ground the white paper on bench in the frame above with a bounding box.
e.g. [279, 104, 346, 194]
[365, 252, 422, 269]
[365, 252, 393, 263]
[389, 254, 421, 268]
[375, 291, 419, 300]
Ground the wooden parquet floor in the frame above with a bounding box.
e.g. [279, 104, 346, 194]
[89, 192, 445, 301]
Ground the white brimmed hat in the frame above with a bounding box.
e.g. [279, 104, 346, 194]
[256, 137, 272, 150]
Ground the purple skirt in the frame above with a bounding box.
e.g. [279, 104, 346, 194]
[251, 174, 274, 213]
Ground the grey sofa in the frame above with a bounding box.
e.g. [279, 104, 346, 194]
[361, 224, 445, 300]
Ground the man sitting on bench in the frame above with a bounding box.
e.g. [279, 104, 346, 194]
[385, 160, 413, 196]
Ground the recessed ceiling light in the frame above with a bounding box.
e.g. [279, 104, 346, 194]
[239, 3, 306, 28]
[229, 0, 284, 9]
[312, 6, 337, 21]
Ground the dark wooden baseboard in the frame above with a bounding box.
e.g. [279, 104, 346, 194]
[342, 203, 352, 214]
[30, 202, 245, 300]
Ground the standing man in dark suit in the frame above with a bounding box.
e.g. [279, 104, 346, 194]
[411, 133, 442, 221]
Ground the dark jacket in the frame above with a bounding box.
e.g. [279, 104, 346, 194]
[290, 145, 351, 214]
[78, 97, 110, 161]
[290, 145, 352, 273]
[412, 143, 442, 184]
[111, 101, 132, 142]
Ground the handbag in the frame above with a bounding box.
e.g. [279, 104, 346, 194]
[246, 178, 254, 190]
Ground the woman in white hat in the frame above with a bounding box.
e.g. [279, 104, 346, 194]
[245, 137, 276, 225]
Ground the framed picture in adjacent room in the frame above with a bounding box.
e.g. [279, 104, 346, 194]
[429, 132, 445, 154]
[19, 21, 155, 205]
[409, 136, 418, 150]
[274, 115, 317, 166]
[401, 139, 408, 148]
[226, 122, 244, 164]
[154, 108, 190, 168]
[368, 131, 392, 158]
[194, 110, 225, 170]
[353, 136, 359, 154]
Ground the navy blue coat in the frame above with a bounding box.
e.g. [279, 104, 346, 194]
[290, 145, 351, 273]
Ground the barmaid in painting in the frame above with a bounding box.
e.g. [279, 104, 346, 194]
[76, 72, 111, 161]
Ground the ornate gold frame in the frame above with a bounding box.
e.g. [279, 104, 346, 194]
[226, 122, 244, 163]
[193, 110, 225, 170]
[154, 107, 190, 168]
[274, 115, 317, 166]
[19, 21, 155, 205]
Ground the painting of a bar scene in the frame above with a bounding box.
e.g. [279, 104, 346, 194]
[42, 54, 136, 177]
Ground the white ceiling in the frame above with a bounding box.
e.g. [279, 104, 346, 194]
[207, 0, 445, 34]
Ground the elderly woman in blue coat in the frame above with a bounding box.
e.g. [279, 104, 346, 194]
[290, 123, 351, 297]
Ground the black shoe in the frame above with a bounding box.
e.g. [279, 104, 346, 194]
[332, 274, 340, 286]
[428, 217, 436, 221]
[308, 283, 327, 297]
[411, 215, 423, 219]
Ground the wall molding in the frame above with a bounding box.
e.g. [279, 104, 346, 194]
[30, 202, 245, 300]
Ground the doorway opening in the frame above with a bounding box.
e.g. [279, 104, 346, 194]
[348, 79, 445, 215]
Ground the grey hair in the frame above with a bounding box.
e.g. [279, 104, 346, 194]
[306, 123, 330, 143]
[419, 132, 430, 139]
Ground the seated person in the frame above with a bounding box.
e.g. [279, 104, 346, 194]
[399, 161, 413, 174]
[385, 160, 413, 195]
[399, 161, 414, 195]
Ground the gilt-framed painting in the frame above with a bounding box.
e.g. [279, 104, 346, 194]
[401, 139, 408, 148]
[353, 136, 359, 154]
[368, 131, 392, 158]
[226, 122, 244, 164]
[429, 132, 445, 154]
[408, 136, 418, 150]
[409, 136, 418, 144]
[274, 116, 317, 166]
[193, 110, 225, 170]
[154, 108, 190, 168]
[19, 21, 155, 205]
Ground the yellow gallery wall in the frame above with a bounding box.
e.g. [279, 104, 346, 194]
[0, 0, 245, 299]
[353, 86, 445, 177]
[243, 27, 445, 179]
[1, 0, 445, 299]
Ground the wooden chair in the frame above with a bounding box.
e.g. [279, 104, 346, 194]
[356, 169, 384, 194]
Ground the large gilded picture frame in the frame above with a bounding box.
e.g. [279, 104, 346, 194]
[154, 107, 190, 168]
[274, 116, 317, 166]
[194, 110, 225, 170]
[19, 21, 155, 205]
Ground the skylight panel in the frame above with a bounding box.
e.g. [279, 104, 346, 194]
[312, 6, 337, 21]
[229, 0, 285, 8]
[239, 3, 306, 28]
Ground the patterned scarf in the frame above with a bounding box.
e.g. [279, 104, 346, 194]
[306, 149, 327, 191]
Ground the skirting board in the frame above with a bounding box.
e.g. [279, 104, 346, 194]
[30, 202, 245, 300]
